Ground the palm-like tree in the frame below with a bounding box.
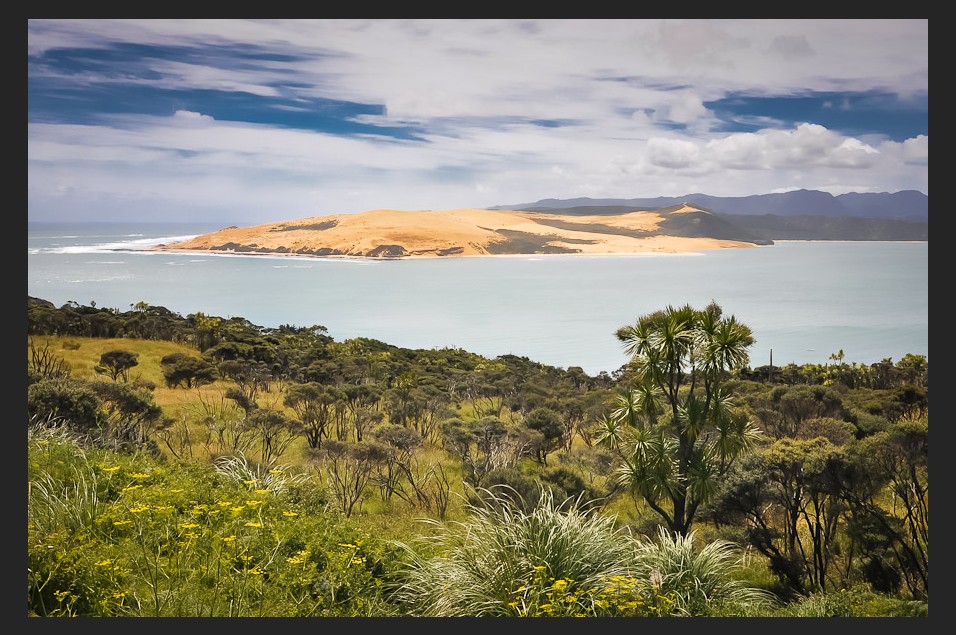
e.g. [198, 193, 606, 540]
[609, 302, 763, 536]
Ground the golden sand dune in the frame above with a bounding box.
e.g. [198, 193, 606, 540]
[152, 204, 762, 258]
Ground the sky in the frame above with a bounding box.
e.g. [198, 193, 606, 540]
[27, 19, 928, 225]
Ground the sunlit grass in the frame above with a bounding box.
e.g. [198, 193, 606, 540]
[386, 486, 776, 616]
[28, 427, 400, 617]
[27, 335, 928, 617]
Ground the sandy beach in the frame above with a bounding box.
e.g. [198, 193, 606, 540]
[151, 205, 763, 259]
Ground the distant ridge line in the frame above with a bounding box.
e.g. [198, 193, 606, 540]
[490, 189, 928, 222]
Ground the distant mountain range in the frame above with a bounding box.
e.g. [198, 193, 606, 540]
[490, 190, 927, 242]
[492, 189, 927, 220]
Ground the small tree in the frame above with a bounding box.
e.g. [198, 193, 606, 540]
[523, 406, 564, 466]
[90, 380, 172, 453]
[160, 353, 217, 389]
[284, 382, 343, 449]
[602, 302, 763, 536]
[94, 350, 139, 382]
[312, 440, 387, 517]
[246, 408, 300, 465]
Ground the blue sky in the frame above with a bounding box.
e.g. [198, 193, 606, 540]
[27, 19, 928, 224]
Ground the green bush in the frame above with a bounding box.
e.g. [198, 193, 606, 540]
[27, 427, 401, 616]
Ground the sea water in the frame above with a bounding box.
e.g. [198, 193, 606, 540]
[27, 222, 929, 376]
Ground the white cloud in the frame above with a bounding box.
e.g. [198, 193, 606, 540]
[901, 135, 928, 164]
[658, 92, 710, 125]
[27, 19, 927, 222]
[172, 110, 215, 124]
[647, 138, 701, 169]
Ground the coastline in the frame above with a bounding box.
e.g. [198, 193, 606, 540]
[149, 239, 762, 261]
[147, 248, 717, 261]
[773, 239, 928, 244]
[134, 238, 928, 264]
[30, 236, 928, 371]
[146, 205, 766, 260]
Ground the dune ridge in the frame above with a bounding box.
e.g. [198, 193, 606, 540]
[151, 204, 763, 258]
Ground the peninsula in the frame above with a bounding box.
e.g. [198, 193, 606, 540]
[151, 204, 769, 259]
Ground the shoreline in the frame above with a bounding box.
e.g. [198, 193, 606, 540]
[147, 243, 752, 261]
[773, 239, 928, 244]
[146, 238, 928, 262]
[144, 204, 768, 260]
[91, 238, 925, 264]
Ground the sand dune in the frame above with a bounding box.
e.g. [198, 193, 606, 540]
[152, 205, 763, 258]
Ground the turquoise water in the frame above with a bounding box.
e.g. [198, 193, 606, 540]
[27, 222, 929, 376]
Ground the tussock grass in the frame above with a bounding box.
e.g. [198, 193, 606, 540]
[386, 486, 776, 616]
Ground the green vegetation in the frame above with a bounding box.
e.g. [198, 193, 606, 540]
[607, 302, 761, 536]
[28, 425, 396, 617]
[484, 228, 593, 254]
[27, 296, 928, 616]
[389, 487, 778, 616]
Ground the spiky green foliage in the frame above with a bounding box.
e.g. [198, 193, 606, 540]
[630, 527, 779, 616]
[386, 486, 775, 616]
[212, 453, 312, 495]
[387, 487, 639, 615]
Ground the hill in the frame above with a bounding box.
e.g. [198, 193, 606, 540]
[492, 189, 928, 222]
[151, 204, 770, 259]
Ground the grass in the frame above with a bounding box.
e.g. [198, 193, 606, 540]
[28, 426, 927, 617]
[386, 486, 778, 616]
[28, 424, 399, 617]
[29, 335, 192, 389]
[27, 335, 929, 617]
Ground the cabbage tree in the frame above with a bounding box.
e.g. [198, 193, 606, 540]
[605, 302, 763, 535]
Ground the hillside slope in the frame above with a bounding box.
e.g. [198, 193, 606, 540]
[152, 204, 768, 259]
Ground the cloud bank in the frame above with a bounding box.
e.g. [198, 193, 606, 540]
[27, 19, 928, 223]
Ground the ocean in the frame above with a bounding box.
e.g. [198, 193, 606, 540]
[27, 222, 929, 376]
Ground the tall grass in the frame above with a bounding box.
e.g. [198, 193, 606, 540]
[28, 427, 399, 617]
[28, 427, 926, 617]
[212, 452, 312, 495]
[385, 486, 776, 616]
[629, 527, 779, 616]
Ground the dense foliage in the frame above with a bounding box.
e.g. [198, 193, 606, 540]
[27, 296, 928, 616]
